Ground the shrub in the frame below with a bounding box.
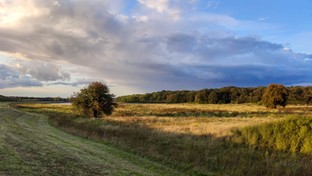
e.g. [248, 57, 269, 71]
[71, 82, 117, 118]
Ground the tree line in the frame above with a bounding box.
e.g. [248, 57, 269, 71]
[0, 96, 69, 102]
[116, 86, 312, 105]
[67, 82, 302, 118]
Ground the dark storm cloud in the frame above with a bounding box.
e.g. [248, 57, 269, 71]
[165, 33, 285, 62]
[187, 64, 312, 86]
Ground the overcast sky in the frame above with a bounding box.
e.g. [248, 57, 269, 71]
[0, 0, 311, 97]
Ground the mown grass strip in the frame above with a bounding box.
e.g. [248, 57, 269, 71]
[0, 103, 185, 176]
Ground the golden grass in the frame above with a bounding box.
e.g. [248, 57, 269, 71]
[105, 116, 284, 137]
[101, 103, 295, 137]
[17, 103, 311, 137]
[115, 103, 275, 113]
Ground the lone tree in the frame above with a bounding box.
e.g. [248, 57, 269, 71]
[71, 82, 117, 118]
[262, 84, 288, 108]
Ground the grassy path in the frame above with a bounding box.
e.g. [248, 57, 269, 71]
[0, 103, 184, 176]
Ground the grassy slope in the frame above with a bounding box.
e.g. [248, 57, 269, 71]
[0, 103, 184, 176]
[16, 103, 312, 176]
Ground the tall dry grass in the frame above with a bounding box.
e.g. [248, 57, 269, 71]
[14, 103, 312, 176]
[105, 116, 284, 137]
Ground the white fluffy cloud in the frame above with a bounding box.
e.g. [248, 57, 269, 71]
[0, 0, 311, 94]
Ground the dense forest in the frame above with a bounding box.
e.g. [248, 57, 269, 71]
[116, 86, 312, 104]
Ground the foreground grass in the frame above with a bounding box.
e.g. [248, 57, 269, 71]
[0, 103, 185, 176]
[15, 103, 312, 175]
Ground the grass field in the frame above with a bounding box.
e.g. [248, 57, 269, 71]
[111, 104, 286, 137]
[0, 102, 186, 176]
[14, 103, 312, 175]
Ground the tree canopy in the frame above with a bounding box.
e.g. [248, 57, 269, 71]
[116, 85, 312, 105]
[71, 82, 117, 118]
[262, 84, 288, 108]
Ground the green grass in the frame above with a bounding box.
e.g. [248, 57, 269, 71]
[0, 103, 185, 176]
[233, 116, 312, 154]
[14, 103, 312, 175]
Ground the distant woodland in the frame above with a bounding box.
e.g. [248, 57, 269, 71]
[2, 86, 312, 105]
[0, 95, 68, 102]
[116, 86, 312, 104]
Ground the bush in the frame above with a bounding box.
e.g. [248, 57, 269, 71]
[71, 82, 117, 118]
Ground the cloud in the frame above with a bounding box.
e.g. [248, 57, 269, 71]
[0, 57, 70, 88]
[15, 61, 70, 81]
[137, 0, 186, 20]
[164, 33, 285, 63]
[138, 0, 169, 13]
[0, 0, 311, 94]
[48, 79, 94, 87]
[0, 64, 42, 89]
[257, 17, 269, 21]
[206, 1, 220, 8]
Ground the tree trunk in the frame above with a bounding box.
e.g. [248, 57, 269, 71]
[93, 110, 98, 118]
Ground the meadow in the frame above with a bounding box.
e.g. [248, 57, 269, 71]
[13, 103, 312, 175]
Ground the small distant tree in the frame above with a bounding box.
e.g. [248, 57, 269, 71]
[53, 96, 62, 102]
[186, 91, 196, 102]
[71, 82, 117, 118]
[166, 93, 179, 103]
[262, 84, 288, 108]
[208, 90, 219, 104]
[251, 87, 266, 103]
[303, 87, 312, 104]
[166, 92, 186, 103]
[195, 89, 209, 104]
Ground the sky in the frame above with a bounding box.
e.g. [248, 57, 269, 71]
[0, 0, 311, 97]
